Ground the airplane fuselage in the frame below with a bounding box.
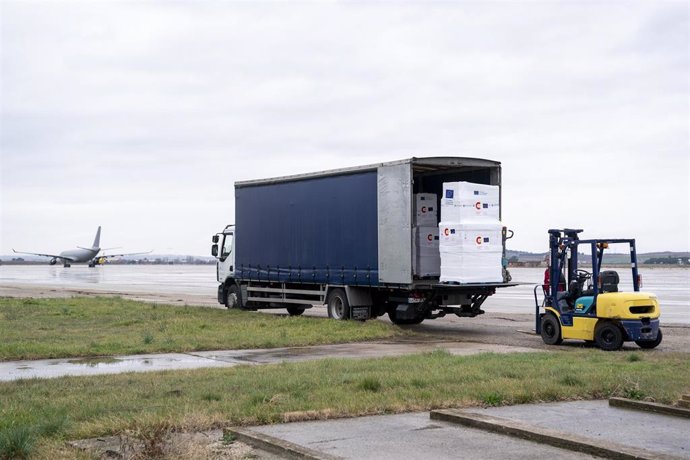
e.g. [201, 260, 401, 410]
[58, 248, 100, 263]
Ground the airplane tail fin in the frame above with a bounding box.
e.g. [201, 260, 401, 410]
[92, 226, 101, 249]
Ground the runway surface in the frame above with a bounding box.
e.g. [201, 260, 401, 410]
[1, 265, 688, 324]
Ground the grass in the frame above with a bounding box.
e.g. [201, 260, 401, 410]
[0, 297, 404, 361]
[0, 425, 35, 460]
[1, 350, 688, 458]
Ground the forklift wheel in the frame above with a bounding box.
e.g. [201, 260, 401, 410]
[635, 328, 662, 349]
[595, 322, 624, 351]
[541, 314, 563, 345]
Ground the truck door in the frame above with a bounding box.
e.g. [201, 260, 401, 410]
[218, 231, 235, 281]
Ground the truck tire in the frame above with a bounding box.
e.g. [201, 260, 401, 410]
[225, 284, 241, 309]
[327, 288, 350, 320]
[635, 328, 662, 349]
[595, 321, 623, 351]
[388, 307, 424, 325]
[286, 306, 305, 316]
[540, 313, 562, 345]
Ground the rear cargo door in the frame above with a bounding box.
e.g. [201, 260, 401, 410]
[377, 163, 413, 284]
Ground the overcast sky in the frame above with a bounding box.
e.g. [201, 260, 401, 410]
[1, 1, 688, 257]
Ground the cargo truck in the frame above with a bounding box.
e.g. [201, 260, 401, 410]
[211, 157, 516, 324]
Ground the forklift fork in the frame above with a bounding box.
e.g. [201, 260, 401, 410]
[533, 284, 545, 334]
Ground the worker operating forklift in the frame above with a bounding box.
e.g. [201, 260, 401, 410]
[535, 229, 662, 351]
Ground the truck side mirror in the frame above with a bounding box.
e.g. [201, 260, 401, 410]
[211, 244, 218, 257]
[212, 235, 219, 243]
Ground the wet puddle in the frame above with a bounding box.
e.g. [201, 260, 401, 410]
[67, 357, 123, 367]
[2, 343, 541, 382]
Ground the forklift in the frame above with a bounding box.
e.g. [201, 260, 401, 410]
[534, 229, 662, 351]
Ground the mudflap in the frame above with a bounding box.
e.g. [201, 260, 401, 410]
[351, 306, 371, 320]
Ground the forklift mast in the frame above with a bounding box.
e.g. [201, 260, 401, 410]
[545, 229, 640, 310]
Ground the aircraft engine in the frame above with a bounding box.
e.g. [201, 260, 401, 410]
[49, 258, 57, 265]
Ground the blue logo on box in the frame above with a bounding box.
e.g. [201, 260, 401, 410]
[451, 229, 456, 234]
[446, 190, 454, 199]
[474, 191, 479, 195]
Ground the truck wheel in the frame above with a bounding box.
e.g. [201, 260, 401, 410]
[388, 307, 425, 325]
[541, 313, 563, 345]
[635, 328, 662, 349]
[327, 288, 350, 320]
[225, 284, 241, 309]
[286, 307, 305, 316]
[595, 322, 623, 351]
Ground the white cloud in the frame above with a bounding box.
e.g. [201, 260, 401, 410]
[1, 1, 688, 255]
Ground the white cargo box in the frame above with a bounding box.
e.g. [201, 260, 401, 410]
[414, 193, 438, 226]
[413, 226, 440, 277]
[438, 221, 503, 252]
[438, 221, 503, 283]
[441, 182, 499, 222]
[440, 250, 503, 283]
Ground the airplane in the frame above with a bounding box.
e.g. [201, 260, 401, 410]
[12, 226, 151, 268]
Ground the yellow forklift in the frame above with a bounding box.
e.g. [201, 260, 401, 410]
[535, 229, 662, 351]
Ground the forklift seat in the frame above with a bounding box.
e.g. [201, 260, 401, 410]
[599, 270, 619, 293]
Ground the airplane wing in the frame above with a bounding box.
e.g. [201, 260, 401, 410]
[12, 249, 74, 261]
[98, 250, 153, 260]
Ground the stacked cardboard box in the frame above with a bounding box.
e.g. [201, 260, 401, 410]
[413, 193, 440, 277]
[441, 182, 499, 222]
[439, 222, 503, 283]
[414, 226, 440, 277]
[414, 193, 438, 226]
[439, 182, 503, 283]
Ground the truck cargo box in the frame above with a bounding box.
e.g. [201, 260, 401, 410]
[234, 157, 502, 287]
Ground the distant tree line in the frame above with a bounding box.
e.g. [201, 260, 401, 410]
[644, 257, 689, 265]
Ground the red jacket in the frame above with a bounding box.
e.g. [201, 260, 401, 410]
[544, 268, 565, 293]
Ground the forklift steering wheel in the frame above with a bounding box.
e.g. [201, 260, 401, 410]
[576, 269, 592, 280]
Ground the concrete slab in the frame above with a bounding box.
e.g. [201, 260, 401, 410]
[227, 427, 339, 460]
[249, 412, 600, 460]
[0, 341, 539, 381]
[463, 400, 690, 459]
[431, 408, 679, 460]
[609, 397, 690, 419]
